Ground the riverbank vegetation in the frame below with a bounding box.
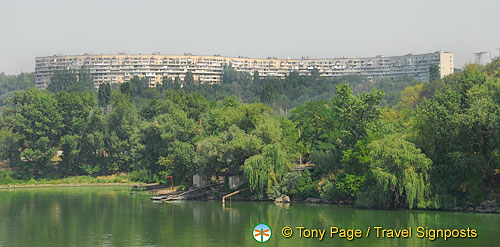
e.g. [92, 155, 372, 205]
[0, 170, 131, 186]
[1, 59, 499, 209]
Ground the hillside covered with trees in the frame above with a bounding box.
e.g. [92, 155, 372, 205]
[0, 72, 35, 107]
[163, 67, 421, 113]
[1, 59, 500, 210]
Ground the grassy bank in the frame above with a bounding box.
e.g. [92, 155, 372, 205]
[0, 170, 134, 186]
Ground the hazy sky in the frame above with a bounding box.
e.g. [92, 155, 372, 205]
[1, 0, 499, 74]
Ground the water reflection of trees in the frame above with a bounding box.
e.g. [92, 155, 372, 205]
[0, 190, 499, 247]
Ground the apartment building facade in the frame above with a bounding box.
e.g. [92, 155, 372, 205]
[35, 51, 454, 89]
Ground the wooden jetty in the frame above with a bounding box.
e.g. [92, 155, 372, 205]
[150, 184, 215, 201]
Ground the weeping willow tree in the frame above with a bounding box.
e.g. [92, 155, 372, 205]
[242, 154, 268, 198]
[356, 134, 432, 209]
[242, 144, 293, 199]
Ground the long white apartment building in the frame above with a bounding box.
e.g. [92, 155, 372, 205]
[35, 51, 454, 89]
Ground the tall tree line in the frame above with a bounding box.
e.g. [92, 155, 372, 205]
[0, 59, 499, 209]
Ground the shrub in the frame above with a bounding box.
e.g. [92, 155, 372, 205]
[129, 169, 158, 183]
[0, 170, 15, 185]
[290, 170, 320, 200]
[320, 172, 364, 203]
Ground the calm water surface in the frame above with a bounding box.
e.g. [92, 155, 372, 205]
[0, 187, 498, 247]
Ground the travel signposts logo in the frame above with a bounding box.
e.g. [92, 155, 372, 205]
[253, 223, 272, 243]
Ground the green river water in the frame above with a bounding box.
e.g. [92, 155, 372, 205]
[0, 186, 498, 247]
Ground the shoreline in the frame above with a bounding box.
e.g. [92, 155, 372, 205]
[211, 198, 500, 215]
[2, 184, 499, 215]
[0, 182, 139, 189]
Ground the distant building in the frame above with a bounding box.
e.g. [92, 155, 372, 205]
[35, 51, 454, 89]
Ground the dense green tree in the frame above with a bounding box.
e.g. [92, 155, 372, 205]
[292, 84, 383, 174]
[259, 82, 274, 105]
[329, 84, 384, 148]
[129, 76, 150, 96]
[222, 67, 251, 85]
[310, 68, 320, 79]
[196, 125, 262, 176]
[184, 71, 195, 86]
[1, 89, 63, 178]
[429, 64, 440, 82]
[416, 66, 500, 204]
[78, 109, 107, 175]
[159, 141, 197, 185]
[253, 70, 260, 84]
[56, 92, 96, 176]
[47, 69, 77, 92]
[120, 81, 131, 96]
[158, 76, 181, 93]
[105, 92, 139, 173]
[290, 100, 330, 155]
[98, 83, 111, 107]
[47, 67, 94, 93]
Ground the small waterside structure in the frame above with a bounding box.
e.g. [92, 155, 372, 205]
[150, 173, 247, 202]
[151, 185, 215, 201]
